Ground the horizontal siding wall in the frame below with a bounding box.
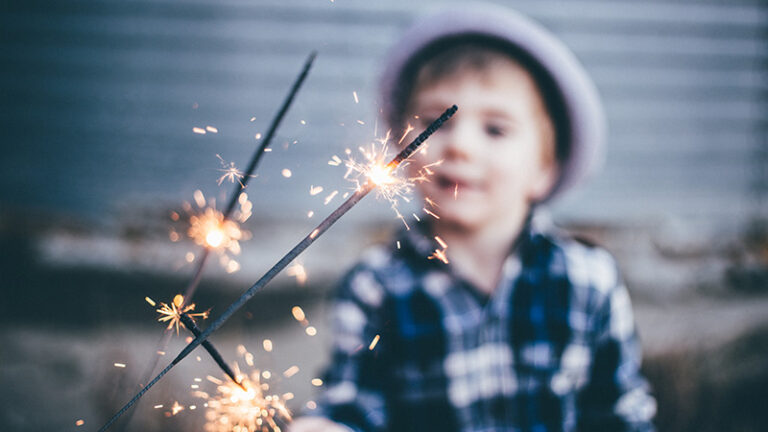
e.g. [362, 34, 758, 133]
[0, 0, 765, 229]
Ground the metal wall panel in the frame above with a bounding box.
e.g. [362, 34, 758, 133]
[1, 0, 765, 229]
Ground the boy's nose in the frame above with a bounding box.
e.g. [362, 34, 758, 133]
[441, 120, 476, 161]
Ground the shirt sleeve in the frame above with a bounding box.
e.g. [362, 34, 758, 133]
[313, 265, 390, 432]
[577, 267, 657, 431]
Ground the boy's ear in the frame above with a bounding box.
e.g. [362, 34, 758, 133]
[528, 162, 558, 203]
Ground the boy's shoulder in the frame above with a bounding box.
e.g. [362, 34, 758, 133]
[540, 222, 623, 300]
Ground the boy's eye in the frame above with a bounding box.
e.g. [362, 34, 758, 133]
[485, 123, 506, 137]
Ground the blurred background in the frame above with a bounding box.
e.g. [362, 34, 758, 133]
[1, 0, 766, 430]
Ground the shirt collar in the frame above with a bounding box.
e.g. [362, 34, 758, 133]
[395, 209, 549, 267]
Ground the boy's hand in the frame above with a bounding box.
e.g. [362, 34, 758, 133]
[289, 416, 355, 432]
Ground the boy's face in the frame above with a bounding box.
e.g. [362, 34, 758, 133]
[406, 60, 557, 232]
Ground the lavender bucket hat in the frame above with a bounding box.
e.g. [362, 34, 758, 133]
[379, 4, 606, 202]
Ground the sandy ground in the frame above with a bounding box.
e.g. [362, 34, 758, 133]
[3, 293, 768, 432]
[0, 301, 332, 432]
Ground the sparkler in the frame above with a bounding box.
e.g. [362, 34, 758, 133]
[98, 105, 457, 432]
[195, 349, 293, 432]
[147, 295, 244, 390]
[179, 190, 250, 273]
[124, 52, 317, 430]
[216, 154, 246, 186]
[342, 132, 444, 229]
[151, 294, 210, 335]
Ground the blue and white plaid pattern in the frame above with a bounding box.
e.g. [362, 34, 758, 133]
[315, 217, 656, 432]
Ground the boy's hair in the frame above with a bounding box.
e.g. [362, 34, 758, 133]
[395, 35, 570, 168]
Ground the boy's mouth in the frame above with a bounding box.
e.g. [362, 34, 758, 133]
[435, 173, 480, 192]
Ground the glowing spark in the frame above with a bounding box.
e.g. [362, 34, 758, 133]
[238, 193, 253, 222]
[398, 124, 415, 144]
[352, 91, 359, 103]
[216, 154, 245, 186]
[305, 326, 317, 336]
[291, 306, 306, 322]
[429, 236, 449, 263]
[282, 169, 292, 178]
[283, 366, 299, 378]
[286, 262, 307, 285]
[171, 401, 184, 415]
[250, 117, 256, 122]
[306, 401, 317, 410]
[181, 190, 251, 271]
[206, 228, 224, 248]
[454, 183, 459, 199]
[324, 190, 338, 205]
[396, 241, 401, 249]
[194, 190, 206, 208]
[309, 185, 323, 195]
[300, 120, 306, 125]
[255, 132, 262, 139]
[311, 378, 323, 387]
[423, 208, 440, 219]
[206, 126, 218, 133]
[262, 340, 273, 352]
[193, 127, 206, 135]
[154, 294, 209, 335]
[114, 363, 126, 368]
[145, 297, 156, 307]
[357, 120, 365, 125]
[340, 134, 440, 228]
[309, 229, 319, 239]
[307, 211, 314, 218]
[429, 249, 449, 264]
[369, 334, 381, 350]
[195, 350, 293, 432]
[225, 260, 240, 274]
[75, 419, 85, 426]
[154, 405, 163, 409]
[328, 155, 342, 166]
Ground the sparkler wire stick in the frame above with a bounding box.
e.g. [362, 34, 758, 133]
[221, 51, 317, 219]
[186, 50, 318, 303]
[124, 51, 316, 431]
[178, 314, 246, 391]
[97, 104, 457, 432]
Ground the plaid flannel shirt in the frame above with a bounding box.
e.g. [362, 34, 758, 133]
[314, 215, 656, 432]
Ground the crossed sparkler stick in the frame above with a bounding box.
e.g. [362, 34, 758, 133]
[98, 104, 458, 432]
[116, 52, 316, 430]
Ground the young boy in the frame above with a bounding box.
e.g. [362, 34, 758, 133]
[292, 5, 655, 432]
